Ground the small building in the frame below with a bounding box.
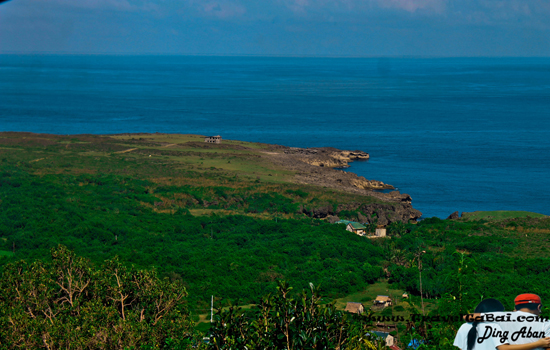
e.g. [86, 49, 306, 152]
[367, 226, 389, 239]
[375, 227, 387, 237]
[346, 222, 366, 236]
[205, 135, 222, 144]
[373, 295, 392, 308]
[344, 302, 364, 314]
[402, 293, 409, 299]
[370, 332, 397, 348]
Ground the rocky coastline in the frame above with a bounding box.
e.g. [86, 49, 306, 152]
[283, 147, 370, 168]
[260, 145, 422, 224]
[263, 145, 396, 192]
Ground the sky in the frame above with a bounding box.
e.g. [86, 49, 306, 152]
[1, 0, 549, 56]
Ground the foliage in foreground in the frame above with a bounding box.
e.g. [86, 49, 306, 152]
[3, 245, 550, 350]
[0, 245, 393, 349]
[209, 281, 386, 350]
[0, 246, 200, 350]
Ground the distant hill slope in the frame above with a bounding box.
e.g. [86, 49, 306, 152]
[0, 132, 421, 224]
[461, 210, 547, 221]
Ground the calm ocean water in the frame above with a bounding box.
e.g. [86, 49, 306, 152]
[1, 55, 549, 218]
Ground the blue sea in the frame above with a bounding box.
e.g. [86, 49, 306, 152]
[1, 55, 549, 218]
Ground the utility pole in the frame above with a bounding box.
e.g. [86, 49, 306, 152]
[416, 250, 426, 316]
[211, 295, 214, 323]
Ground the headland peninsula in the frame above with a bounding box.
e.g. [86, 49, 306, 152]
[0, 132, 422, 225]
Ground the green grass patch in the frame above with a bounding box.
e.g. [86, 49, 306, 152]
[462, 210, 547, 221]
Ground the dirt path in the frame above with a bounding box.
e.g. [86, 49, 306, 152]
[114, 148, 138, 154]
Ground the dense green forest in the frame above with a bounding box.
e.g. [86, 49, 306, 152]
[0, 165, 386, 307]
[2, 132, 550, 349]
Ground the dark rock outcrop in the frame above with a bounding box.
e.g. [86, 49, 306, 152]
[311, 204, 335, 218]
[358, 203, 422, 224]
[357, 212, 368, 223]
[447, 211, 460, 220]
[381, 191, 412, 203]
[331, 201, 422, 224]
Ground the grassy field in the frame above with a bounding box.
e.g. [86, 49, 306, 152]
[0, 132, 391, 222]
[19, 133, 297, 186]
[333, 280, 436, 317]
[109, 133, 271, 150]
[461, 210, 547, 221]
[191, 280, 436, 332]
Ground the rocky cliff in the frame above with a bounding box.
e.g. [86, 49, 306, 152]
[298, 199, 421, 225]
[283, 147, 369, 168]
[266, 146, 395, 191]
[260, 145, 422, 224]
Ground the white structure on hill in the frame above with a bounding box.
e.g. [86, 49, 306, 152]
[205, 135, 222, 143]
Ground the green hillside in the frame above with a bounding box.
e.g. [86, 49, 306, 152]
[2, 132, 550, 349]
[461, 210, 547, 221]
